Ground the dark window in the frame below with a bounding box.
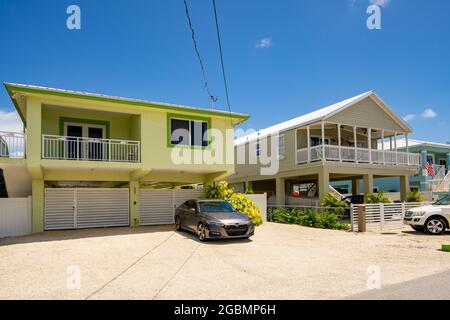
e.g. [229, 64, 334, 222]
[170, 118, 208, 147]
[170, 119, 190, 145]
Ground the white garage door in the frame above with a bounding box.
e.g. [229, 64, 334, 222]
[140, 189, 205, 226]
[45, 188, 129, 230]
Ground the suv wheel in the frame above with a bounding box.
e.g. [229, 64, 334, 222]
[175, 217, 182, 231]
[425, 217, 446, 235]
[197, 223, 206, 241]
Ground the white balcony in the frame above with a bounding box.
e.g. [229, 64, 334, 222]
[0, 131, 26, 159]
[42, 135, 140, 163]
[297, 145, 419, 166]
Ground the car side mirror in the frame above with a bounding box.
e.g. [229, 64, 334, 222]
[190, 207, 197, 212]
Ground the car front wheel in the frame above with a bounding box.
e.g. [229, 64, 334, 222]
[425, 217, 446, 235]
[197, 223, 206, 241]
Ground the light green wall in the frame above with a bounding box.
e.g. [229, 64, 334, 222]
[41, 107, 132, 140]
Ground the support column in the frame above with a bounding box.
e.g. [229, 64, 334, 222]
[321, 121, 326, 162]
[400, 175, 410, 202]
[337, 124, 342, 162]
[363, 174, 374, 196]
[31, 179, 44, 233]
[352, 178, 361, 195]
[129, 181, 140, 227]
[405, 134, 409, 165]
[447, 153, 450, 173]
[353, 125, 358, 163]
[244, 180, 253, 192]
[394, 132, 398, 165]
[318, 168, 330, 201]
[307, 126, 311, 163]
[368, 128, 372, 163]
[381, 130, 385, 164]
[275, 177, 286, 206]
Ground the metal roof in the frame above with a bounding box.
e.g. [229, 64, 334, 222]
[235, 90, 411, 145]
[4, 82, 249, 122]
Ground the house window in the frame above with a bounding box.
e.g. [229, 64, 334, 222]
[310, 137, 329, 147]
[278, 135, 285, 160]
[426, 155, 434, 164]
[170, 118, 208, 147]
[256, 143, 261, 157]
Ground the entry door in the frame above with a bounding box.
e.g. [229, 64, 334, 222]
[88, 127, 104, 160]
[64, 123, 106, 161]
[66, 125, 83, 159]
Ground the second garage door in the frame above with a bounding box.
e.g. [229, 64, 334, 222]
[140, 189, 205, 225]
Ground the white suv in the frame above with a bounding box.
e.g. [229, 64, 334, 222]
[404, 196, 450, 235]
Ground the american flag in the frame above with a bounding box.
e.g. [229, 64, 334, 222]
[423, 161, 435, 177]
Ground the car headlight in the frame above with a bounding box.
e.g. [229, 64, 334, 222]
[412, 211, 427, 217]
[208, 222, 225, 228]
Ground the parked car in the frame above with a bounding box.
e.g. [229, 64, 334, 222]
[174, 199, 255, 241]
[403, 195, 450, 235]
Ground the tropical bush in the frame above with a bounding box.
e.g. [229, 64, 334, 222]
[407, 190, 424, 202]
[267, 207, 349, 231]
[205, 181, 263, 226]
[320, 193, 349, 216]
[365, 191, 391, 204]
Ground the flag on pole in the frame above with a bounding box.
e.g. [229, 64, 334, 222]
[423, 161, 435, 177]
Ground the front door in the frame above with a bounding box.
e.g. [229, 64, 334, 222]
[88, 127, 104, 160]
[66, 125, 83, 159]
[64, 122, 106, 161]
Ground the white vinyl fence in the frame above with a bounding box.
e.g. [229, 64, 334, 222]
[246, 193, 267, 221]
[351, 202, 431, 232]
[0, 197, 32, 238]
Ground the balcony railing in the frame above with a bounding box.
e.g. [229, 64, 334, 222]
[0, 131, 26, 159]
[297, 145, 419, 166]
[42, 135, 140, 163]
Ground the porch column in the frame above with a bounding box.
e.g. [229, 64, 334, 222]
[352, 178, 361, 195]
[368, 128, 372, 164]
[363, 174, 374, 196]
[447, 153, 450, 173]
[31, 179, 44, 233]
[337, 124, 342, 162]
[405, 134, 409, 165]
[400, 175, 410, 202]
[321, 121, 326, 162]
[353, 125, 358, 163]
[307, 126, 311, 163]
[394, 132, 398, 165]
[275, 177, 286, 206]
[389, 136, 393, 150]
[129, 181, 140, 227]
[381, 130, 385, 164]
[318, 168, 330, 201]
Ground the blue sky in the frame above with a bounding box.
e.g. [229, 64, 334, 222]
[0, 0, 449, 142]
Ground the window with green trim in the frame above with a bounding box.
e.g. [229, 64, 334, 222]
[170, 118, 209, 147]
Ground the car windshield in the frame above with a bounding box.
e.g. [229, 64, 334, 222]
[434, 196, 450, 206]
[199, 201, 235, 213]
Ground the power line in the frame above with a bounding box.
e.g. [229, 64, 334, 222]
[211, 0, 234, 124]
[182, 0, 217, 108]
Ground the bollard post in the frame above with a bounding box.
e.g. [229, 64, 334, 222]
[358, 205, 366, 233]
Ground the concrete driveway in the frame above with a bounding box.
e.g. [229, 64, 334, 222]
[1, 223, 450, 300]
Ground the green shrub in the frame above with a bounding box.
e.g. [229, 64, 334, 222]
[320, 193, 348, 216]
[407, 190, 424, 203]
[205, 181, 263, 226]
[365, 191, 391, 204]
[267, 207, 349, 231]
